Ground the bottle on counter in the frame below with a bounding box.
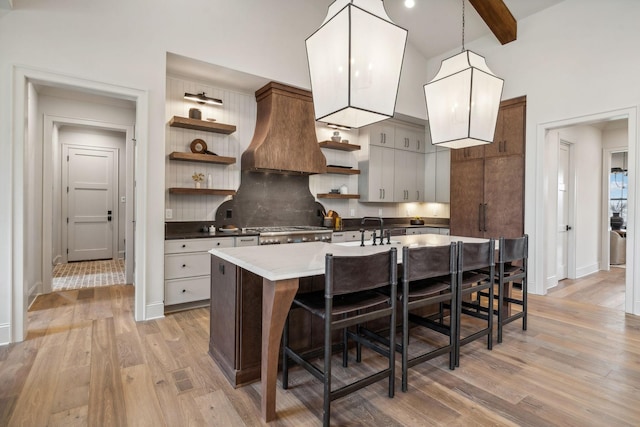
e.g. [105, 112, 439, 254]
[207, 173, 213, 189]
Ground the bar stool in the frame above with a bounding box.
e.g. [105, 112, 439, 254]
[282, 248, 398, 427]
[455, 239, 495, 366]
[398, 243, 458, 392]
[484, 235, 528, 343]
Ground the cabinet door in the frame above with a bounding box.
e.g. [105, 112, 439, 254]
[361, 145, 394, 201]
[425, 148, 450, 203]
[450, 145, 485, 162]
[393, 150, 414, 202]
[209, 256, 238, 374]
[414, 153, 426, 202]
[485, 99, 526, 158]
[435, 149, 450, 203]
[395, 126, 426, 153]
[368, 123, 395, 147]
[483, 155, 524, 238]
[450, 158, 484, 238]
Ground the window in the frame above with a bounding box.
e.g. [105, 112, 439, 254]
[610, 152, 628, 228]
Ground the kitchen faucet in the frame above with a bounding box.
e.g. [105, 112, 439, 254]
[361, 216, 385, 246]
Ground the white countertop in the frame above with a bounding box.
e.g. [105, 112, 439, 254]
[209, 234, 489, 282]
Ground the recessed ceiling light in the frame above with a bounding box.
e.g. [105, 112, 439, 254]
[404, 0, 415, 8]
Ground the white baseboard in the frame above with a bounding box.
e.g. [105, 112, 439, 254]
[576, 263, 599, 279]
[145, 302, 165, 320]
[0, 323, 10, 346]
[546, 275, 558, 290]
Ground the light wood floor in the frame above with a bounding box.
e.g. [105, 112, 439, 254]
[2, 269, 638, 426]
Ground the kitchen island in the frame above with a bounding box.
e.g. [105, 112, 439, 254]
[208, 234, 488, 422]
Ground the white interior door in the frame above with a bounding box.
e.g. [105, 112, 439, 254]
[65, 146, 116, 261]
[557, 142, 571, 280]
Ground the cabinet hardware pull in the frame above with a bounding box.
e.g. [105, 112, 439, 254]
[182, 244, 186, 248]
[483, 203, 488, 232]
[182, 289, 186, 293]
[182, 264, 186, 268]
[219, 263, 225, 274]
[478, 204, 483, 232]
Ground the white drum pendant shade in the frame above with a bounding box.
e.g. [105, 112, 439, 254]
[424, 50, 504, 149]
[306, 0, 407, 129]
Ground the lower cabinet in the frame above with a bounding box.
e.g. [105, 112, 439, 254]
[164, 236, 257, 310]
[209, 254, 328, 387]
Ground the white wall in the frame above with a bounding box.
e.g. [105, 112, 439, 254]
[426, 0, 640, 303]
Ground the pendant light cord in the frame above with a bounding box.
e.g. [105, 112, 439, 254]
[461, 0, 465, 51]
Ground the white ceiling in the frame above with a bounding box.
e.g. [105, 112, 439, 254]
[384, 0, 566, 59]
[167, 0, 566, 93]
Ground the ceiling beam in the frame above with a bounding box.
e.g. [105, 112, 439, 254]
[468, 0, 517, 45]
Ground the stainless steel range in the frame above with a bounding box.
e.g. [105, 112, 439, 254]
[246, 226, 332, 245]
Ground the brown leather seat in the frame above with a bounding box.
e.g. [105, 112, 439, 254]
[455, 239, 495, 366]
[478, 235, 528, 343]
[397, 243, 458, 392]
[282, 248, 398, 427]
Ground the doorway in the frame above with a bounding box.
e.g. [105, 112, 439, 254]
[42, 117, 135, 296]
[539, 109, 635, 315]
[11, 66, 149, 342]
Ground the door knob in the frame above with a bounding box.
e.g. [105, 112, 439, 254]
[566, 225, 572, 231]
[107, 210, 112, 222]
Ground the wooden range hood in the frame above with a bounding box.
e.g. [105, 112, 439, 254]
[241, 82, 326, 175]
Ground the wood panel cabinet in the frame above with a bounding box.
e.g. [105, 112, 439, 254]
[209, 256, 326, 387]
[449, 96, 526, 239]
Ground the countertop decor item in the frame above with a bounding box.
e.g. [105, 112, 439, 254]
[189, 108, 202, 120]
[190, 138, 207, 153]
[331, 131, 341, 142]
[192, 172, 204, 188]
[410, 218, 425, 225]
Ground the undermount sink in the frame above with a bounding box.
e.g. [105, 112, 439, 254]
[333, 240, 402, 247]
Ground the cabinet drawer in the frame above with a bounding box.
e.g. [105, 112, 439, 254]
[235, 236, 258, 247]
[165, 275, 210, 305]
[165, 237, 233, 254]
[332, 230, 373, 242]
[165, 252, 211, 279]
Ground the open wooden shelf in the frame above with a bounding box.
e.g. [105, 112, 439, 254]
[325, 166, 360, 175]
[169, 116, 236, 134]
[317, 193, 360, 199]
[169, 188, 236, 196]
[169, 151, 236, 165]
[318, 141, 361, 151]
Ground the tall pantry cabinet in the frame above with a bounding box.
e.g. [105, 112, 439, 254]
[449, 96, 526, 239]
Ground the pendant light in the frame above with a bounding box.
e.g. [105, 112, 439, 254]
[306, 0, 408, 129]
[424, 0, 504, 149]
